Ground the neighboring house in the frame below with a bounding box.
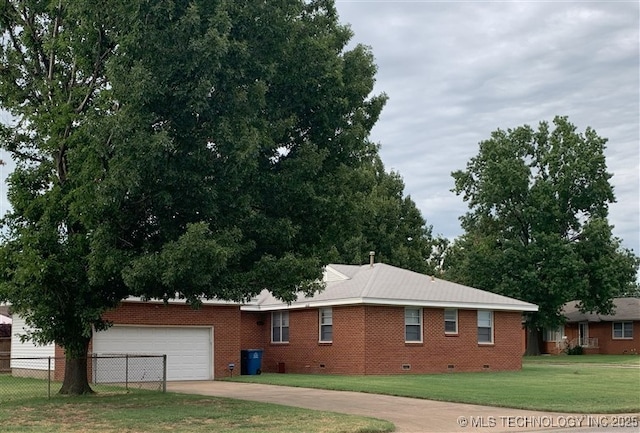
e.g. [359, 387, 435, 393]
[543, 297, 640, 355]
[10, 314, 55, 378]
[11, 261, 538, 380]
[241, 262, 538, 375]
[0, 305, 11, 372]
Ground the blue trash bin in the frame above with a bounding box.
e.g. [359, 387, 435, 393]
[241, 349, 263, 375]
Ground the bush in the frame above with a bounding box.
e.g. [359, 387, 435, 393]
[565, 344, 584, 355]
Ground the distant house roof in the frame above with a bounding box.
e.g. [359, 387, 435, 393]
[563, 297, 640, 322]
[242, 263, 538, 312]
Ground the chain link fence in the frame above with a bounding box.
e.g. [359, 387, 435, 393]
[0, 354, 166, 403]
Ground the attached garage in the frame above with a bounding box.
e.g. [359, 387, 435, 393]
[93, 326, 214, 381]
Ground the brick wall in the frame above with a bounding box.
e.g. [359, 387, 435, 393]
[566, 321, 639, 355]
[54, 302, 243, 380]
[597, 321, 639, 355]
[364, 307, 522, 374]
[249, 306, 367, 374]
[243, 306, 524, 374]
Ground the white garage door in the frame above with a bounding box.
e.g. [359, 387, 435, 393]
[93, 326, 213, 381]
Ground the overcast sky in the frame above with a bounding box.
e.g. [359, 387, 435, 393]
[1, 1, 638, 258]
[334, 0, 639, 256]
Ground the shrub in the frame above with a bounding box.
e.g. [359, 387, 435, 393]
[565, 344, 584, 355]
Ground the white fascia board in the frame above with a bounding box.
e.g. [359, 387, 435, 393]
[123, 296, 241, 306]
[360, 298, 539, 312]
[241, 297, 538, 312]
[241, 298, 364, 311]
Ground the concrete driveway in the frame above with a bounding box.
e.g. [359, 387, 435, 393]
[167, 381, 639, 433]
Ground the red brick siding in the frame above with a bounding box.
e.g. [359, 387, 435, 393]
[64, 302, 244, 380]
[252, 307, 366, 374]
[598, 321, 639, 355]
[54, 345, 65, 381]
[542, 341, 564, 355]
[243, 306, 524, 374]
[563, 321, 639, 355]
[241, 312, 267, 350]
[364, 307, 522, 374]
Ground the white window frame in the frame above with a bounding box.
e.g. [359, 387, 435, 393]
[612, 321, 633, 339]
[319, 307, 333, 343]
[477, 310, 493, 344]
[271, 311, 289, 343]
[405, 307, 423, 343]
[444, 308, 458, 334]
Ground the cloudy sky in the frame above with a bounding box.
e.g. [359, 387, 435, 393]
[0, 1, 638, 257]
[334, 0, 639, 255]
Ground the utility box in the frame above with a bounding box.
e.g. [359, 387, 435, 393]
[240, 349, 263, 375]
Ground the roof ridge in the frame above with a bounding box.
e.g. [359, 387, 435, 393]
[360, 263, 382, 298]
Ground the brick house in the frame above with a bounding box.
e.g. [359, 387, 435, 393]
[241, 263, 538, 374]
[12, 300, 241, 381]
[543, 297, 640, 355]
[11, 262, 538, 380]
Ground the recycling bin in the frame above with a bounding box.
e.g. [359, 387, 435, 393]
[240, 349, 263, 375]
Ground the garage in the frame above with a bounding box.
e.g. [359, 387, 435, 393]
[92, 326, 213, 381]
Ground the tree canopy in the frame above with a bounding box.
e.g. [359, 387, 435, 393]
[448, 116, 639, 353]
[0, 0, 433, 393]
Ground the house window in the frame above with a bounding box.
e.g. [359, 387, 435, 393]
[272, 311, 289, 343]
[477, 310, 493, 344]
[405, 308, 422, 342]
[613, 322, 633, 339]
[543, 327, 563, 342]
[444, 309, 458, 334]
[319, 308, 333, 342]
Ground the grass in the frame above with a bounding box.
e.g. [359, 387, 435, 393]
[523, 354, 640, 365]
[0, 390, 393, 433]
[228, 356, 640, 413]
[0, 374, 163, 403]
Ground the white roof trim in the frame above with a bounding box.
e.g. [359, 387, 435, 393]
[123, 296, 240, 306]
[241, 297, 538, 312]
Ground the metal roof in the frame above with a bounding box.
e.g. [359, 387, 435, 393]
[563, 297, 640, 322]
[242, 263, 538, 312]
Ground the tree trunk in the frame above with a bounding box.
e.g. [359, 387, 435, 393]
[524, 326, 541, 356]
[59, 340, 94, 395]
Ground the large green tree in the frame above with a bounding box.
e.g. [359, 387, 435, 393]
[0, 0, 431, 394]
[320, 155, 436, 273]
[449, 116, 639, 354]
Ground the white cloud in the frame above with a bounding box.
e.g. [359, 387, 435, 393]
[336, 0, 640, 255]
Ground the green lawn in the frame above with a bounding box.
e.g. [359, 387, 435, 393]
[228, 356, 640, 413]
[523, 354, 640, 365]
[0, 380, 392, 433]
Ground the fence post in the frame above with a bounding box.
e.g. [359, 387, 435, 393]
[125, 354, 129, 391]
[162, 355, 167, 393]
[47, 357, 51, 399]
